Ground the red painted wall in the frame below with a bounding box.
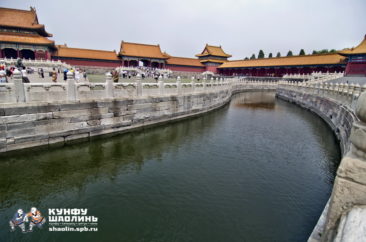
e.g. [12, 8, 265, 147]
[219, 65, 346, 77]
[166, 65, 205, 73]
[52, 57, 121, 68]
[205, 66, 218, 73]
[345, 62, 366, 76]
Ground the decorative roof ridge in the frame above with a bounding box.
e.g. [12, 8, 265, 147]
[169, 56, 199, 60]
[0, 6, 34, 13]
[56, 45, 117, 53]
[121, 41, 160, 47]
[225, 53, 342, 62]
[338, 34, 366, 55]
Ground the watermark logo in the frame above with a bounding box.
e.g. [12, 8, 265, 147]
[48, 208, 98, 232]
[9, 207, 98, 233]
[9, 207, 46, 233]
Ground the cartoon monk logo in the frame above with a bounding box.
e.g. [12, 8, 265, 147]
[9, 209, 26, 233]
[9, 207, 46, 233]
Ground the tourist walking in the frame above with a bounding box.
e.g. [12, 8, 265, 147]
[112, 70, 119, 83]
[83, 70, 87, 81]
[75, 69, 81, 82]
[21, 67, 30, 83]
[51, 68, 57, 83]
[63, 68, 68, 81]
[40, 68, 44, 78]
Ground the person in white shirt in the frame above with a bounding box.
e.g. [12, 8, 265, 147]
[21, 67, 30, 83]
[75, 69, 81, 82]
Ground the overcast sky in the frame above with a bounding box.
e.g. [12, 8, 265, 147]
[2, 0, 366, 59]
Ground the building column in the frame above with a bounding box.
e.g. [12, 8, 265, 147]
[17, 49, 20, 59]
[45, 51, 50, 60]
[0, 49, 3, 58]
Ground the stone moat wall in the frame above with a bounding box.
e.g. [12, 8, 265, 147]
[277, 87, 366, 242]
[0, 84, 276, 153]
[276, 88, 357, 155]
[0, 90, 231, 152]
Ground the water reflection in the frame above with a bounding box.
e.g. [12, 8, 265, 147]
[0, 106, 227, 207]
[232, 91, 276, 109]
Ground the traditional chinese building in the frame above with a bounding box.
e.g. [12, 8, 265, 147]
[119, 41, 168, 68]
[339, 35, 366, 76]
[0, 7, 55, 60]
[196, 44, 231, 73]
[218, 53, 346, 76]
[52, 45, 120, 68]
[166, 56, 205, 73]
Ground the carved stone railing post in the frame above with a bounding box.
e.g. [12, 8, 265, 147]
[158, 79, 164, 95]
[105, 72, 114, 98]
[202, 78, 206, 92]
[13, 69, 26, 102]
[177, 76, 182, 96]
[67, 71, 77, 101]
[191, 80, 195, 93]
[136, 74, 142, 97]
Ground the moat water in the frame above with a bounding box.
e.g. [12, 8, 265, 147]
[0, 92, 341, 242]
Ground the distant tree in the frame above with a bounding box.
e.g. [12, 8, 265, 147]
[250, 54, 256, 60]
[329, 49, 337, 53]
[318, 49, 329, 54]
[276, 52, 281, 58]
[287, 50, 293, 56]
[312, 50, 318, 55]
[258, 50, 265, 59]
[268, 53, 273, 58]
[244, 57, 249, 60]
[299, 49, 305, 55]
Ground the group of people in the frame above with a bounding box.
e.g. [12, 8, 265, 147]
[0, 62, 16, 83]
[118, 66, 170, 81]
[62, 68, 87, 82]
[0, 58, 89, 84]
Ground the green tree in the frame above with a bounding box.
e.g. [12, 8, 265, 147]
[276, 52, 281, 57]
[287, 50, 293, 56]
[258, 50, 265, 59]
[299, 49, 305, 55]
[315, 49, 329, 54]
[244, 57, 249, 60]
[312, 50, 318, 55]
[329, 49, 337, 53]
[250, 54, 256, 59]
[268, 53, 273, 58]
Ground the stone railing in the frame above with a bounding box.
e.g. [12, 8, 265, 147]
[283, 72, 344, 84]
[0, 58, 72, 69]
[0, 70, 240, 104]
[278, 81, 366, 111]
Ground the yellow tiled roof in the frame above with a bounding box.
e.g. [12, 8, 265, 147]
[339, 35, 366, 55]
[219, 53, 346, 68]
[196, 44, 231, 58]
[119, 41, 167, 59]
[55, 45, 119, 61]
[0, 32, 54, 45]
[0, 7, 52, 37]
[167, 56, 204, 67]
